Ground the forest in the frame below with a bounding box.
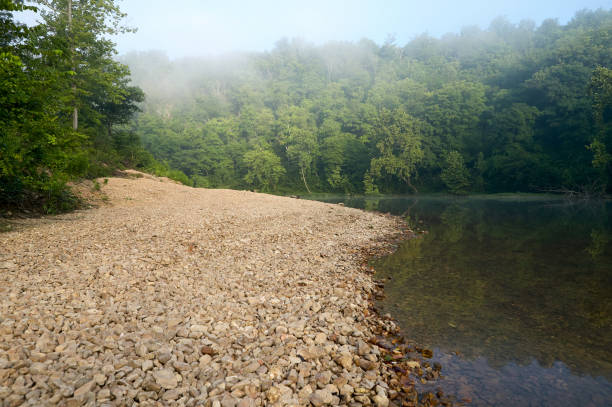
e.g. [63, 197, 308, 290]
[122, 9, 612, 195]
[121, 10, 612, 193]
[1, 2, 612, 213]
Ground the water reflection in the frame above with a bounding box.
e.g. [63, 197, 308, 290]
[312, 195, 612, 406]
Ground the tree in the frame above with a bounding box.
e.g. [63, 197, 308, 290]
[243, 148, 285, 191]
[37, 0, 135, 132]
[277, 106, 318, 193]
[368, 109, 424, 193]
[441, 151, 471, 194]
[92, 62, 145, 141]
[1, 0, 149, 210]
[120, 9, 612, 195]
[588, 67, 612, 190]
[1, 1, 85, 210]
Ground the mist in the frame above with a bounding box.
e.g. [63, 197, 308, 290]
[115, 0, 612, 58]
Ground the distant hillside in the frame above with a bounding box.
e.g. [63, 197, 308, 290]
[123, 9, 612, 195]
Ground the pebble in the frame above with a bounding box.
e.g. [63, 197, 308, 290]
[310, 389, 334, 406]
[153, 369, 179, 389]
[373, 394, 390, 407]
[0, 173, 404, 407]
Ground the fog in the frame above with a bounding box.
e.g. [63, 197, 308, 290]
[114, 0, 611, 58]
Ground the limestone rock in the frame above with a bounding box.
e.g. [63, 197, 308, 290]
[153, 369, 178, 389]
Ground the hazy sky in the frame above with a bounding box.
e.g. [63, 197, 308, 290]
[23, 0, 612, 58]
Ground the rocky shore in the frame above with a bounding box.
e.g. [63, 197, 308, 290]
[0, 172, 419, 407]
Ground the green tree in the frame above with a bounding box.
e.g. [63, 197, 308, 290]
[37, 0, 135, 131]
[243, 148, 285, 191]
[441, 151, 471, 194]
[121, 9, 612, 195]
[588, 66, 612, 190]
[369, 109, 424, 193]
[1, 1, 84, 210]
[277, 106, 318, 192]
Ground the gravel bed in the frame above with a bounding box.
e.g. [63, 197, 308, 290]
[0, 173, 404, 407]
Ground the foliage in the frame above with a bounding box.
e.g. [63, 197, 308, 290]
[123, 9, 612, 195]
[440, 151, 471, 194]
[1, 0, 150, 212]
[369, 109, 424, 193]
[243, 148, 285, 191]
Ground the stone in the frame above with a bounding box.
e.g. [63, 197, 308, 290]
[336, 352, 353, 370]
[358, 359, 377, 371]
[237, 398, 255, 407]
[142, 378, 162, 392]
[298, 384, 313, 400]
[73, 380, 95, 403]
[221, 394, 238, 407]
[361, 379, 376, 390]
[93, 374, 106, 386]
[214, 322, 229, 332]
[315, 371, 332, 387]
[314, 333, 327, 344]
[340, 384, 354, 398]
[97, 389, 111, 401]
[243, 361, 260, 374]
[5, 394, 25, 407]
[162, 389, 181, 401]
[357, 340, 370, 356]
[372, 394, 389, 407]
[153, 369, 178, 389]
[102, 364, 114, 375]
[0, 261, 16, 270]
[135, 343, 148, 357]
[190, 324, 207, 333]
[35, 332, 55, 353]
[297, 346, 325, 360]
[309, 389, 333, 406]
[266, 386, 281, 403]
[157, 351, 172, 364]
[0, 172, 403, 407]
[29, 362, 46, 375]
[142, 359, 154, 372]
[173, 361, 190, 372]
[268, 366, 282, 380]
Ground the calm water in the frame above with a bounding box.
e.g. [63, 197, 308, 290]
[311, 195, 612, 406]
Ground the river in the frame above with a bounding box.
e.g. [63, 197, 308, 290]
[309, 194, 612, 406]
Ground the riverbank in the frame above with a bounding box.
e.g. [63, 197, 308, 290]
[1, 171, 417, 406]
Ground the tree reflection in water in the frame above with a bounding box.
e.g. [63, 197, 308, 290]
[315, 195, 612, 406]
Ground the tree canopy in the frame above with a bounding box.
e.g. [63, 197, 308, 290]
[2, 6, 611, 210]
[0, 0, 161, 212]
[123, 9, 612, 195]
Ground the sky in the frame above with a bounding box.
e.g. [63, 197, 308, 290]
[21, 0, 612, 58]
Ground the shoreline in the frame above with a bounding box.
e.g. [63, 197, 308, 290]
[354, 229, 461, 407]
[0, 172, 442, 406]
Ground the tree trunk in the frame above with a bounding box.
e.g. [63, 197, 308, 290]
[68, 0, 78, 130]
[300, 167, 311, 194]
[72, 105, 78, 130]
[406, 177, 418, 194]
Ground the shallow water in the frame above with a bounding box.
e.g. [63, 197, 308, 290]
[311, 195, 612, 406]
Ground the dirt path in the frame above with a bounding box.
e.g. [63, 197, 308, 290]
[0, 173, 402, 407]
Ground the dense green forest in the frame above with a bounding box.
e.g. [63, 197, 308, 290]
[0, 0, 176, 212]
[124, 9, 612, 195]
[2, 3, 612, 213]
